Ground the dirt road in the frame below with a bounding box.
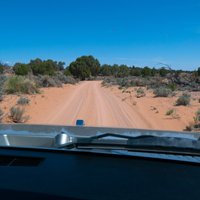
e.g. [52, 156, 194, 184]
[15, 80, 200, 131]
[27, 81, 152, 128]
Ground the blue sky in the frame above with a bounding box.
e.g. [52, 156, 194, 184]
[0, 0, 200, 70]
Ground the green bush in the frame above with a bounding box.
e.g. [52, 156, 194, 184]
[0, 75, 7, 91]
[0, 91, 3, 102]
[159, 67, 168, 77]
[4, 76, 39, 94]
[55, 72, 76, 84]
[17, 97, 30, 105]
[141, 66, 152, 77]
[13, 63, 31, 75]
[192, 109, 200, 129]
[10, 106, 29, 123]
[197, 67, 200, 76]
[166, 109, 175, 116]
[0, 108, 4, 122]
[30, 58, 59, 76]
[64, 69, 72, 76]
[68, 56, 100, 80]
[0, 65, 3, 74]
[186, 109, 200, 131]
[35, 75, 62, 88]
[176, 92, 191, 106]
[168, 83, 177, 91]
[0, 75, 7, 101]
[118, 78, 129, 88]
[136, 87, 146, 98]
[153, 87, 172, 97]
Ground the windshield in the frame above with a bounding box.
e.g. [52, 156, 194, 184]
[0, 0, 200, 150]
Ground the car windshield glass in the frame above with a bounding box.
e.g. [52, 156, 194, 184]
[0, 1, 200, 151]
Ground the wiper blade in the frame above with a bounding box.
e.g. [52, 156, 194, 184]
[55, 132, 200, 153]
[84, 133, 157, 140]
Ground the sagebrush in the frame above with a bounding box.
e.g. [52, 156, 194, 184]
[17, 97, 30, 105]
[10, 106, 29, 123]
[4, 76, 39, 94]
[136, 87, 146, 98]
[0, 108, 4, 123]
[176, 92, 191, 106]
[153, 87, 172, 97]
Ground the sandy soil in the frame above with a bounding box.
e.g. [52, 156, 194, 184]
[1, 81, 200, 131]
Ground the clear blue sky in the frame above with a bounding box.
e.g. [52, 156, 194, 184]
[0, 0, 200, 70]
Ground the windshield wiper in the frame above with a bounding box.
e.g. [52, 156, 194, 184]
[54, 132, 200, 155]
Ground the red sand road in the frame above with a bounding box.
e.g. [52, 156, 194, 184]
[20, 80, 199, 131]
[27, 81, 152, 128]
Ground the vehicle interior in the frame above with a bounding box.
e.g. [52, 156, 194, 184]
[0, 124, 200, 200]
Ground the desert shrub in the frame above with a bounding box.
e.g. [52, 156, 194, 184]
[104, 77, 112, 84]
[64, 76, 77, 84]
[10, 106, 29, 123]
[0, 95, 3, 102]
[185, 123, 194, 131]
[102, 77, 130, 88]
[168, 83, 177, 91]
[101, 80, 107, 87]
[43, 76, 61, 87]
[0, 75, 7, 86]
[102, 76, 188, 91]
[0, 108, 4, 122]
[134, 79, 146, 87]
[35, 75, 62, 88]
[166, 108, 180, 119]
[136, 87, 146, 98]
[166, 109, 175, 116]
[54, 72, 76, 84]
[0, 65, 3, 74]
[118, 78, 129, 88]
[0, 76, 7, 101]
[0, 75, 7, 94]
[0, 91, 3, 102]
[4, 76, 39, 94]
[186, 109, 200, 131]
[64, 68, 72, 76]
[153, 87, 172, 97]
[102, 77, 120, 87]
[17, 97, 30, 105]
[129, 80, 136, 87]
[193, 109, 200, 129]
[176, 92, 191, 106]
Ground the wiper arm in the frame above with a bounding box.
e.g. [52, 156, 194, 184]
[55, 132, 158, 147]
[54, 131, 200, 153]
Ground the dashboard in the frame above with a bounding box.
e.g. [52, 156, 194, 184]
[0, 147, 199, 199]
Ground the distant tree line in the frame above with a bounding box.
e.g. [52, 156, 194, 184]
[65, 56, 193, 80]
[100, 64, 171, 78]
[13, 58, 65, 76]
[1, 55, 200, 80]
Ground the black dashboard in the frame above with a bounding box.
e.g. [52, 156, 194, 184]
[0, 147, 199, 200]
